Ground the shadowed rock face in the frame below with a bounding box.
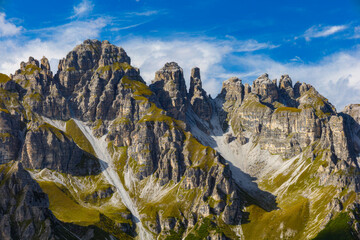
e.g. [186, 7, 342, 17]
[20, 125, 102, 176]
[0, 161, 112, 240]
[0, 111, 23, 164]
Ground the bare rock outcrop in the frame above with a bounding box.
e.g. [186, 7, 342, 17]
[188, 67, 212, 122]
[150, 62, 188, 121]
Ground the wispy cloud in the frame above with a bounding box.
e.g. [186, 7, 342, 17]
[120, 37, 278, 95]
[231, 39, 278, 52]
[110, 21, 149, 32]
[303, 24, 347, 41]
[120, 36, 360, 109]
[0, 4, 358, 111]
[0, 13, 22, 37]
[0, 17, 109, 75]
[71, 0, 94, 19]
[223, 50, 360, 110]
[351, 26, 360, 39]
[127, 10, 160, 16]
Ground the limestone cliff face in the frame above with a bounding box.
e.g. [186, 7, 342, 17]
[20, 123, 101, 176]
[0, 40, 245, 240]
[1, 39, 360, 240]
[217, 74, 337, 160]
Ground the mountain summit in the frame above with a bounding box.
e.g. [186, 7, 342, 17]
[0, 40, 360, 240]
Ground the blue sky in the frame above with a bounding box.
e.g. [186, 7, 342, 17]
[1, 0, 360, 109]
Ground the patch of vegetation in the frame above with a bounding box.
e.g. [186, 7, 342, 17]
[165, 227, 185, 240]
[109, 144, 128, 185]
[185, 133, 217, 170]
[313, 213, 356, 240]
[241, 98, 268, 110]
[274, 107, 302, 113]
[25, 92, 42, 102]
[96, 62, 133, 74]
[113, 116, 131, 125]
[0, 108, 9, 113]
[93, 119, 103, 130]
[96, 65, 111, 73]
[37, 123, 67, 140]
[242, 197, 310, 240]
[185, 217, 237, 240]
[21, 64, 41, 75]
[66, 67, 76, 71]
[140, 184, 199, 224]
[121, 75, 153, 96]
[0, 132, 11, 141]
[38, 180, 100, 226]
[95, 214, 134, 240]
[138, 103, 175, 127]
[0, 73, 10, 84]
[113, 62, 132, 71]
[65, 119, 96, 156]
[33, 168, 132, 237]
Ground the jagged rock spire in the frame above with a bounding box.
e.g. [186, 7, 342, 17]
[40, 56, 52, 77]
[252, 73, 278, 103]
[150, 62, 188, 121]
[279, 74, 294, 98]
[188, 67, 212, 122]
[189, 67, 202, 99]
[219, 77, 244, 103]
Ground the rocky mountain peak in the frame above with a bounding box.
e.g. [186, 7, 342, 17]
[279, 74, 293, 89]
[254, 73, 270, 83]
[191, 66, 201, 80]
[189, 67, 202, 98]
[40, 56, 52, 77]
[218, 77, 244, 103]
[188, 67, 212, 122]
[58, 39, 130, 73]
[252, 73, 278, 103]
[150, 62, 188, 121]
[98, 40, 130, 67]
[279, 74, 295, 103]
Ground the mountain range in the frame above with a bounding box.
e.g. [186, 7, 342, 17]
[0, 39, 360, 240]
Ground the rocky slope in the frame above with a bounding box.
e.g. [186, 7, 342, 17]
[0, 39, 360, 239]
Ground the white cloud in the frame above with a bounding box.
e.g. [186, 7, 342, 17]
[110, 21, 149, 31]
[72, 0, 94, 19]
[127, 10, 160, 16]
[225, 50, 360, 110]
[351, 26, 360, 39]
[0, 18, 108, 75]
[120, 36, 360, 110]
[0, 11, 357, 111]
[0, 12, 22, 37]
[303, 24, 347, 41]
[120, 38, 276, 96]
